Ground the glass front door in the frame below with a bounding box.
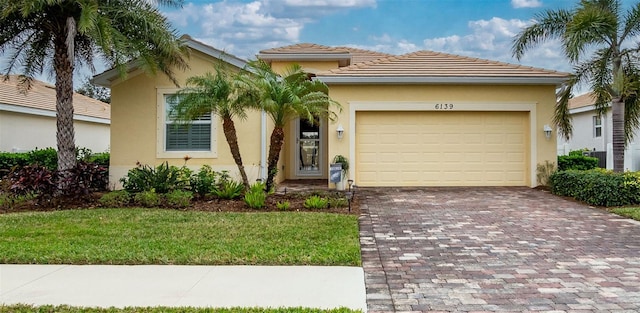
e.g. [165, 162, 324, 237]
[296, 118, 322, 176]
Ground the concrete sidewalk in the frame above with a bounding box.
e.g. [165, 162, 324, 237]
[0, 265, 366, 311]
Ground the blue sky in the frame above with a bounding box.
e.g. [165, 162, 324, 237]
[162, 0, 586, 73]
[5, 0, 638, 88]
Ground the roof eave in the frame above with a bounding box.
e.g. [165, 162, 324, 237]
[314, 76, 569, 86]
[92, 38, 248, 87]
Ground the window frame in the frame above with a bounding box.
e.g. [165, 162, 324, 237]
[156, 88, 218, 159]
[593, 115, 602, 138]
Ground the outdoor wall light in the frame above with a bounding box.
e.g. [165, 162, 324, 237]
[543, 124, 553, 139]
[336, 124, 344, 139]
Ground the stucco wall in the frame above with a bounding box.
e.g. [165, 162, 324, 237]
[109, 50, 265, 188]
[325, 84, 558, 187]
[0, 110, 110, 153]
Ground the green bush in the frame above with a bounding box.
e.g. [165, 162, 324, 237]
[550, 169, 640, 206]
[557, 154, 598, 171]
[244, 189, 266, 209]
[276, 200, 290, 211]
[27, 147, 58, 170]
[134, 190, 162, 207]
[190, 165, 219, 196]
[304, 195, 329, 209]
[121, 162, 190, 193]
[87, 152, 110, 167]
[328, 197, 349, 208]
[165, 190, 193, 209]
[211, 179, 244, 200]
[98, 190, 131, 207]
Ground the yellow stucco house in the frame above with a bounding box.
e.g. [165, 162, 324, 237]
[94, 37, 569, 189]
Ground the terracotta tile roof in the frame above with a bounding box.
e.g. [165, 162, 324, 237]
[259, 43, 350, 55]
[0, 76, 110, 120]
[334, 46, 392, 64]
[319, 50, 569, 79]
[568, 92, 596, 109]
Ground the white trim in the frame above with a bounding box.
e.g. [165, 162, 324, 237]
[93, 38, 248, 87]
[0, 103, 110, 124]
[155, 88, 218, 159]
[292, 117, 326, 178]
[349, 101, 538, 187]
[316, 76, 567, 86]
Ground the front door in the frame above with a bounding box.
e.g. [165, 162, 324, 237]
[295, 118, 323, 177]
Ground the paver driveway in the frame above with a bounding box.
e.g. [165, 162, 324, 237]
[358, 187, 640, 313]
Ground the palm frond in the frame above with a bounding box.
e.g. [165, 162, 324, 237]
[512, 8, 572, 60]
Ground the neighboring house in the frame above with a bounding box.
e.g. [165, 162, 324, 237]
[0, 76, 110, 153]
[557, 92, 640, 170]
[95, 37, 569, 188]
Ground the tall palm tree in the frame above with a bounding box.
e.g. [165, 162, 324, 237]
[0, 0, 188, 190]
[171, 66, 256, 189]
[512, 0, 640, 172]
[241, 60, 340, 191]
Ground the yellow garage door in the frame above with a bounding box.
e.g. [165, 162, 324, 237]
[356, 111, 529, 186]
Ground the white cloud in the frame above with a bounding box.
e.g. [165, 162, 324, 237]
[511, 0, 543, 9]
[164, 0, 377, 59]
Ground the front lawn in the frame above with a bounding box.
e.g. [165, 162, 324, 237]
[0, 305, 361, 313]
[0, 208, 360, 266]
[610, 207, 640, 221]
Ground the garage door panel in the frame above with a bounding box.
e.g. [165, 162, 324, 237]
[356, 111, 528, 186]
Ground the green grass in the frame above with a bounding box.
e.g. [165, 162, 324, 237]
[611, 207, 640, 221]
[0, 208, 361, 266]
[0, 305, 362, 313]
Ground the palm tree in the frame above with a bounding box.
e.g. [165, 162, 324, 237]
[0, 0, 188, 190]
[241, 60, 340, 191]
[170, 66, 256, 189]
[512, 0, 640, 172]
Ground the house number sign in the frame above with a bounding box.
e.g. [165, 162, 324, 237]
[434, 103, 454, 110]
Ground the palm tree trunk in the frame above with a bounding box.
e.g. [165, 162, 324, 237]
[222, 116, 250, 188]
[265, 126, 285, 192]
[53, 25, 77, 192]
[612, 98, 625, 172]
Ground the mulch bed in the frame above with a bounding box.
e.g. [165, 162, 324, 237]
[0, 190, 361, 215]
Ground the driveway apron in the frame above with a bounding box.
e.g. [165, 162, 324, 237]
[358, 187, 640, 312]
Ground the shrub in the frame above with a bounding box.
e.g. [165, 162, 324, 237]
[165, 190, 193, 209]
[304, 195, 329, 209]
[87, 152, 110, 167]
[98, 190, 131, 207]
[328, 197, 349, 208]
[61, 161, 109, 197]
[244, 189, 266, 209]
[7, 165, 56, 197]
[550, 169, 640, 206]
[276, 200, 290, 211]
[121, 162, 190, 193]
[27, 147, 58, 170]
[211, 180, 244, 200]
[557, 154, 598, 171]
[0, 153, 30, 178]
[190, 165, 219, 196]
[134, 190, 161, 207]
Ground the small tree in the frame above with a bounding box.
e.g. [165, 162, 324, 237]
[512, 0, 640, 172]
[240, 60, 340, 191]
[76, 76, 110, 103]
[171, 67, 256, 189]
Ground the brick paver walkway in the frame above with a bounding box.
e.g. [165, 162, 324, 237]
[358, 187, 640, 313]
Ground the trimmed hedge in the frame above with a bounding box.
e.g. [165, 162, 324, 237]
[557, 154, 598, 171]
[0, 148, 109, 178]
[550, 169, 640, 206]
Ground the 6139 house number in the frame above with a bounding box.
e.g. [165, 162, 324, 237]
[434, 103, 454, 110]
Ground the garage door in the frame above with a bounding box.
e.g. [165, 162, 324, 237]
[356, 111, 528, 186]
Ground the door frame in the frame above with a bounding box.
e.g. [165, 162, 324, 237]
[292, 117, 326, 178]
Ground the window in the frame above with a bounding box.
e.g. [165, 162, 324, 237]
[593, 116, 602, 138]
[164, 95, 211, 151]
